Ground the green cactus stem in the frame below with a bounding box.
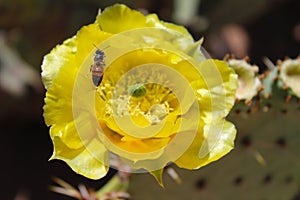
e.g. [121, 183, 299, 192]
[128, 57, 300, 200]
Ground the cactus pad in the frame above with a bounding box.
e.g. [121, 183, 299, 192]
[128, 58, 300, 200]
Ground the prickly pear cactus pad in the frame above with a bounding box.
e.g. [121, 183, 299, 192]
[128, 57, 300, 200]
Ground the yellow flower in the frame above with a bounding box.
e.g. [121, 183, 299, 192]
[42, 4, 238, 183]
[279, 57, 300, 97]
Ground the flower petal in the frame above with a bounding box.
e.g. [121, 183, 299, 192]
[42, 4, 239, 182]
[100, 122, 170, 155]
[95, 4, 204, 61]
[96, 4, 148, 34]
[43, 23, 111, 126]
[50, 137, 109, 179]
[43, 70, 74, 126]
[175, 120, 236, 169]
[192, 60, 238, 121]
[145, 13, 191, 38]
[149, 168, 164, 187]
[50, 122, 83, 149]
[41, 37, 77, 89]
[75, 23, 112, 64]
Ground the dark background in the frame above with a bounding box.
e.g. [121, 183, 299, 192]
[0, 0, 299, 199]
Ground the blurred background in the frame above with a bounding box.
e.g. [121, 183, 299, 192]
[0, 0, 299, 199]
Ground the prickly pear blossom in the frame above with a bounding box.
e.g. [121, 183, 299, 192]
[41, 4, 238, 184]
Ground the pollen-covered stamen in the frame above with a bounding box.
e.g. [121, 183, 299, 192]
[103, 83, 177, 126]
[97, 82, 114, 101]
[146, 103, 170, 125]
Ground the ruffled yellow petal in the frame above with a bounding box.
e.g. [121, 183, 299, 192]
[96, 4, 148, 34]
[175, 120, 236, 169]
[41, 37, 77, 89]
[75, 24, 112, 64]
[145, 13, 191, 38]
[97, 122, 167, 162]
[96, 4, 191, 36]
[95, 4, 204, 61]
[43, 67, 75, 126]
[51, 137, 109, 179]
[50, 122, 83, 149]
[192, 60, 238, 122]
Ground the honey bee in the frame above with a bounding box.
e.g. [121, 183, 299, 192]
[90, 47, 106, 86]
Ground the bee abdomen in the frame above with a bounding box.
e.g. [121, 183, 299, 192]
[92, 75, 103, 86]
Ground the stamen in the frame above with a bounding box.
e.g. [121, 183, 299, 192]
[96, 65, 179, 127]
[102, 84, 177, 126]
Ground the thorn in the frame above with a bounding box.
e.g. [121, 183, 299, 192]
[197, 37, 204, 45]
[49, 186, 81, 199]
[253, 150, 267, 166]
[262, 57, 276, 70]
[166, 167, 182, 184]
[50, 177, 97, 200]
[52, 177, 77, 192]
[102, 191, 131, 200]
[78, 184, 90, 200]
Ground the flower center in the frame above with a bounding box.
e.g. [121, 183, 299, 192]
[103, 83, 177, 126]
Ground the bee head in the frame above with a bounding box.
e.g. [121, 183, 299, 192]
[94, 50, 105, 62]
[95, 49, 103, 55]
